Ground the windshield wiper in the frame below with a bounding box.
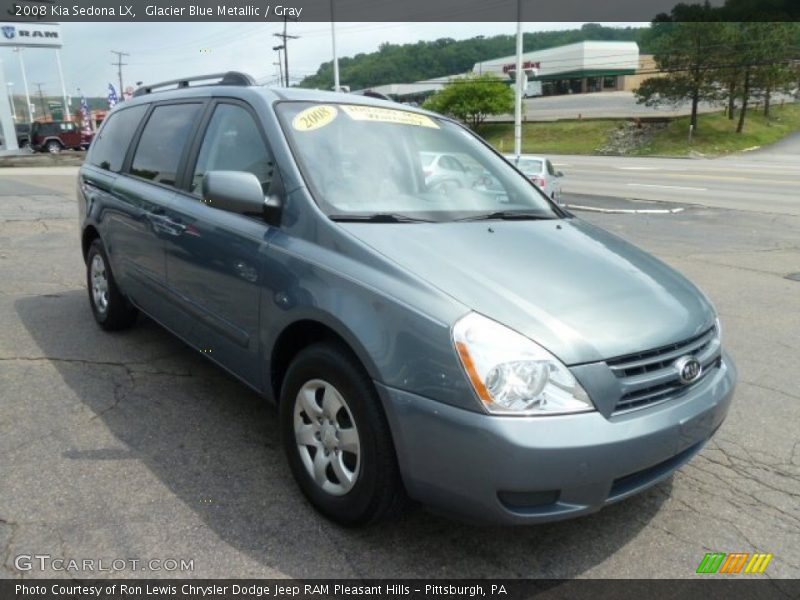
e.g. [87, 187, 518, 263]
[454, 211, 556, 222]
[329, 213, 433, 223]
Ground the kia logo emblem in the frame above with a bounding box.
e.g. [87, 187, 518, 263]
[675, 356, 702, 384]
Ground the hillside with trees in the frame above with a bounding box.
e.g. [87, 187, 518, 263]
[297, 24, 651, 91]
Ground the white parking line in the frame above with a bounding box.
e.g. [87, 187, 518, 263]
[566, 204, 685, 214]
[627, 183, 707, 191]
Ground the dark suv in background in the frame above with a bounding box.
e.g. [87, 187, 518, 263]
[31, 120, 93, 153]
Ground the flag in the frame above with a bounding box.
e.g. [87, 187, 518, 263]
[107, 83, 118, 109]
[80, 94, 92, 137]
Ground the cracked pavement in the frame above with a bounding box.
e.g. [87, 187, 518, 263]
[0, 167, 798, 581]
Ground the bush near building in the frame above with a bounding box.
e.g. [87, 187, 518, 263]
[423, 73, 514, 130]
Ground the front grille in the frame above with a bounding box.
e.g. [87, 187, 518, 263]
[608, 326, 721, 413]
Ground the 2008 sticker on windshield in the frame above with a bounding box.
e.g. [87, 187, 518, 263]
[340, 105, 439, 129]
[292, 105, 338, 132]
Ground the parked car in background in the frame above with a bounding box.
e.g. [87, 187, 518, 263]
[420, 151, 478, 192]
[0, 123, 31, 150]
[15, 123, 31, 149]
[30, 121, 93, 153]
[504, 154, 563, 203]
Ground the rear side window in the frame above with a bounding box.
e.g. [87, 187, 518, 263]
[131, 103, 202, 187]
[189, 103, 274, 195]
[89, 105, 147, 172]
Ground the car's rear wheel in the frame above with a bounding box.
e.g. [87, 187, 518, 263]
[86, 239, 138, 330]
[46, 140, 62, 154]
[280, 342, 406, 526]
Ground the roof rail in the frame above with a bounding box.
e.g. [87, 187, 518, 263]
[352, 89, 395, 102]
[133, 71, 255, 97]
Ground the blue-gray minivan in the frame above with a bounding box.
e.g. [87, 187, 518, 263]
[78, 72, 736, 526]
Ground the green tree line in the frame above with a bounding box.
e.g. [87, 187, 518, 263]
[635, 5, 800, 133]
[298, 24, 651, 91]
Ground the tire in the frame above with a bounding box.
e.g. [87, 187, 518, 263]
[46, 140, 62, 154]
[280, 342, 406, 526]
[86, 239, 138, 331]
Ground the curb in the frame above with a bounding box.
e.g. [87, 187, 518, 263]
[565, 204, 685, 215]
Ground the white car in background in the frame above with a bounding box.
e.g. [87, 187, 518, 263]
[504, 154, 564, 203]
[420, 151, 478, 192]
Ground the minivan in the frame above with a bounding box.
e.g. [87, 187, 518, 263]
[78, 72, 736, 526]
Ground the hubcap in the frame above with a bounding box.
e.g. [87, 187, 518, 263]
[90, 254, 109, 314]
[294, 379, 361, 496]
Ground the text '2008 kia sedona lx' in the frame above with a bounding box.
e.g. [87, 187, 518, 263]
[78, 72, 736, 526]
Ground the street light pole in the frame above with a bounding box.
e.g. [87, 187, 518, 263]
[330, 0, 340, 92]
[514, 1, 523, 158]
[7, 83, 15, 121]
[55, 50, 71, 121]
[14, 48, 32, 123]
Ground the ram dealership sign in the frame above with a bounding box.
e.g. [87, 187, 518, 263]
[0, 22, 61, 48]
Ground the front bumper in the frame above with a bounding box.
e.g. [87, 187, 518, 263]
[378, 351, 736, 524]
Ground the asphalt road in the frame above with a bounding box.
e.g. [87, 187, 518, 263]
[553, 145, 800, 216]
[485, 90, 796, 122]
[1, 166, 799, 582]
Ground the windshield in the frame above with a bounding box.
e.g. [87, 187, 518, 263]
[277, 102, 559, 223]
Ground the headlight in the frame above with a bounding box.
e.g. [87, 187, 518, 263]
[452, 312, 593, 416]
[715, 316, 722, 344]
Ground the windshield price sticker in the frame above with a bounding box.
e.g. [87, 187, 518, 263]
[340, 105, 439, 128]
[292, 105, 338, 132]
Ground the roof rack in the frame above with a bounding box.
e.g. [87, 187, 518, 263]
[133, 71, 255, 97]
[352, 89, 394, 102]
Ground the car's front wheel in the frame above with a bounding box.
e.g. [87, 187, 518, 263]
[86, 239, 138, 330]
[46, 140, 62, 154]
[280, 342, 406, 526]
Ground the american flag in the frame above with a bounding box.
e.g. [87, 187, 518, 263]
[80, 94, 92, 137]
[107, 83, 118, 109]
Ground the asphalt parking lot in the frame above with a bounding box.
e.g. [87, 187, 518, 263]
[1, 166, 798, 582]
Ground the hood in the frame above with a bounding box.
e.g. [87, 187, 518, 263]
[339, 218, 715, 365]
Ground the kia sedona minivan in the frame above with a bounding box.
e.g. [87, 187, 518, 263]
[78, 72, 736, 525]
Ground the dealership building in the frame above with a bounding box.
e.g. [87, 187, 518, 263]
[473, 41, 645, 95]
[359, 40, 654, 103]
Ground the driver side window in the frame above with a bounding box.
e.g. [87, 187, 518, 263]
[191, 103, 275, 196]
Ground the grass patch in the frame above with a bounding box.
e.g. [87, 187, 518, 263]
[480, 119, 620, 155]
[479, 103, 800, 156]
[631, 103, 800, 156]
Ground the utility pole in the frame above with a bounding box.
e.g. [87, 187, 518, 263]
[513, 0, 523, 158]
[34, 83, 48, 119]
[330, 0, 340, 92]
[110, 50, 129, 98]
[273, 18, 298, 87]
[272, 45, 284, 86]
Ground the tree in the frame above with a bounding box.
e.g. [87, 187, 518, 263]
[297, 25, 651, 92]
[748, 23, 799, 118]
[423, 73, 514, 130]
[634, 14, 729, 132]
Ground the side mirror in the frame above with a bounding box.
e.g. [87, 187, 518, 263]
[201, 171, 281, 219]
[556, 171, 564, 178]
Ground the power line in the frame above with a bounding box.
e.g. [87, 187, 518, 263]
[111, 50, 129, 97]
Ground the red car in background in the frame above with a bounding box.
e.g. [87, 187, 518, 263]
[30, 121, 93, 153]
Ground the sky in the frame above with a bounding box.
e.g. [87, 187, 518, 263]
[0, 21, 646, 107]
